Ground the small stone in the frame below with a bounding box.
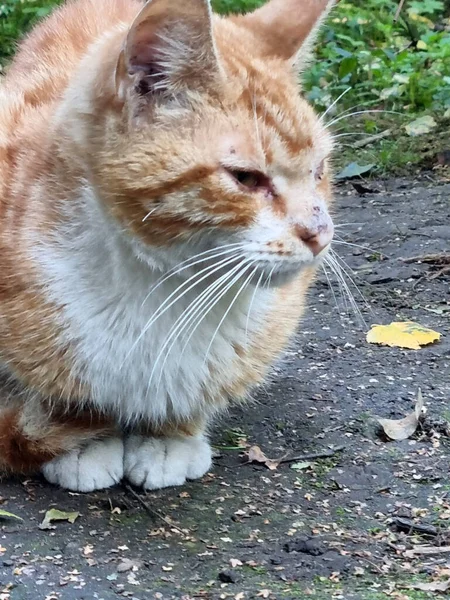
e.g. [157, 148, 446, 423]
[218, 569, 238, 583]
[3, 560, 14, 567]
[283, 536, 325, 556]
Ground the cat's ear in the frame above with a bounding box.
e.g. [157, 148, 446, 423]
[115, 0, 221, 100]
[236, 0, 336, 65]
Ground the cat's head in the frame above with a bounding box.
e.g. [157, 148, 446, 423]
[84, 0, 336, 282]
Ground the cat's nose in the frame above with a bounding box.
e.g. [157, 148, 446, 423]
[294, 219, 334, 257]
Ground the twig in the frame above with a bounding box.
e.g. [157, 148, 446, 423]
[394, 0, 407, 22]
[277, 445, 345, 465]
[239, 445, 345, 468]
[124, 484, 187, 536]
[402, 252, 450, 265]
[394, 517, 438, 537]
[353, 129, 392, 148]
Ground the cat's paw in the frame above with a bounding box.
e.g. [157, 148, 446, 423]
[41, 438, 124, 492]
[123, 434, 212, 490]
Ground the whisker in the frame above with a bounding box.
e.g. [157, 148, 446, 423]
[326, 252, 368, 324]
[140, 242, 245, 308]
[323, 255, 350, 315]
[321, 263, 339, 312]
[142, 206, 160, 222]
[171, 260, 250, 370]
[326, 109, 403, 129]
[245, 269, 265, 346]
[333, 238, 377, 254]
[121, 252, 242, 366]
[151, 259, 253, 393]
[202, 264, 257, 368]
[319, 87, 351, 122]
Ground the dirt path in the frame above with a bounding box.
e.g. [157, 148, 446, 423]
[1, 177, 449, 600]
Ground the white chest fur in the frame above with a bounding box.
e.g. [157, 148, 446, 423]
[33, 192, 272, 424]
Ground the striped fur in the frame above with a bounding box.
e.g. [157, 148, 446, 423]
[0, 0, 336, 490]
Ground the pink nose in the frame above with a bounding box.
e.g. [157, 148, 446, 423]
[295, 221, 334, 256]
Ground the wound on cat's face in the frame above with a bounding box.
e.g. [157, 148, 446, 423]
[84, 0, 334, 284]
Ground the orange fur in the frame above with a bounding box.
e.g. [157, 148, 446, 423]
[0, 0, 335, 480]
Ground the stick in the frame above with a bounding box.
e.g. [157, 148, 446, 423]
[394, 517, 438, 537]
[277, 445, 345, 465]
[394, 0, 406, 22]
[353, 129, 392, 149]
[239, 445, 345, 468]
[124, 484, 187, 536]
[402, 253, 450, 265]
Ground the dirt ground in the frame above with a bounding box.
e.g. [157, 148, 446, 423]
[0, 176, 449, 600]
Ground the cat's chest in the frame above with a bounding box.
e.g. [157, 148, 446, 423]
[56, 267, 269, 421]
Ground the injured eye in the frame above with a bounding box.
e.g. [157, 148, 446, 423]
[226, 168, 270, 191]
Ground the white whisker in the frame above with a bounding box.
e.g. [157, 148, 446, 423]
[121, 252, 242, 366]
[140, 242, 245, 308]
[320, 87, 351, 122]
[202, 263, 257, 368]
[245, 269, 265, 346]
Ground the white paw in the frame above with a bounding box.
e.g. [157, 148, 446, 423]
[124, 434, 212, 490]
[42, 438, 124, 492]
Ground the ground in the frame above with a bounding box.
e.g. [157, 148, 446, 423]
[0, 175, 449, 600]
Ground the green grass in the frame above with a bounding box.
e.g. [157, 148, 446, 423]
[1, 0, 449, 175]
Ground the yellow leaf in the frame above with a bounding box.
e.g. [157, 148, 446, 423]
[416, 40, 427, 50]
[366, 321, 440, 350]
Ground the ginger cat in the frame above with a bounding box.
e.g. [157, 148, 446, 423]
[0, 0, 335, 492]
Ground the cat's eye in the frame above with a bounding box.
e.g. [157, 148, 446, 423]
[315, 160, 325, 181]
[226, 169, 268, 191]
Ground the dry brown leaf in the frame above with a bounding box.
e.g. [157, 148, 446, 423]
[377, 389, 424, 441]
[246, 445, 280, 470]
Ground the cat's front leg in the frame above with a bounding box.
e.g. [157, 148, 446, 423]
[123, 423, 212, 490]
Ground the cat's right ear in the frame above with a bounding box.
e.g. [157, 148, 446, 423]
[115, 0, 222, 101]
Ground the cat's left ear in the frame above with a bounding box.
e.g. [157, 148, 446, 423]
[234, 0, 336, 65]
[116, 0, 221, 100]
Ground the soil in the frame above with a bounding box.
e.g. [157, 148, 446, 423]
[0, 176, 449, 600]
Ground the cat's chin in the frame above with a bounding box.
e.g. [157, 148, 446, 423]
[254, 261, 314, 288]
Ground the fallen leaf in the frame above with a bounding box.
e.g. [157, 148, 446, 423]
[39, 509, 79, 530]
[335, 162, 375, 180]
[377, 389, 424, 441]
[257, 591, 271, 598]
[0, 510, 23, 521]
[366, 321, 440, 350]
[403, 580, 450, 592]
[83, 545, 94, 556]
[246, 446, 280, 470]
[290, 461, 312, 471]
[405, 115, 437, 136]
[230, 558, 243, 568]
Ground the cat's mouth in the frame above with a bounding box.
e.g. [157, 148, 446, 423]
[246, 243, 331, 288]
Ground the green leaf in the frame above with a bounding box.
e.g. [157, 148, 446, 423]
[39, 509, 80, 530]
[339, 56, 358, 80]
[0, 509, 23, 521]
[335, 162, 375, 180]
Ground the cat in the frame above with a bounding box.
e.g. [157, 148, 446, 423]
[0, 0, 335, 492]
